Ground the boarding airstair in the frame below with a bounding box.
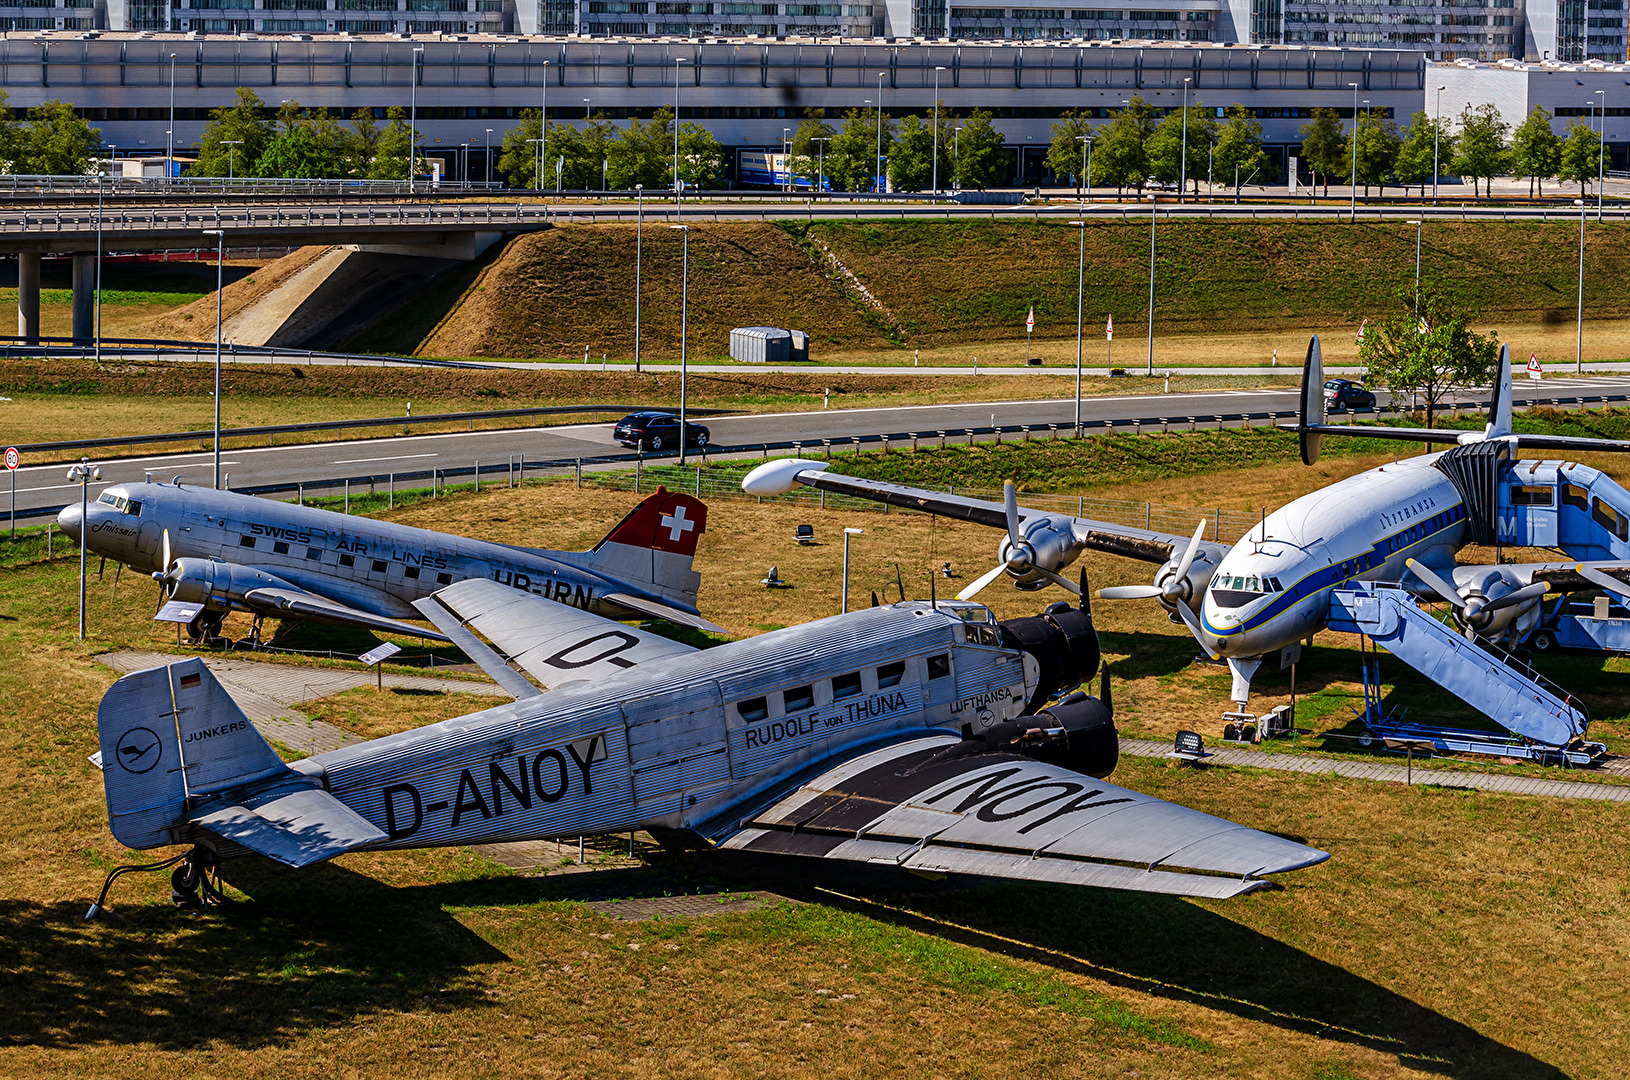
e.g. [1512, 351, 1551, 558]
[1327, 582, 1604, 764]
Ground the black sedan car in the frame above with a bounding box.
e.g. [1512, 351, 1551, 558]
[613, 411, 711, 451]
[1323, 379, 1376, 412]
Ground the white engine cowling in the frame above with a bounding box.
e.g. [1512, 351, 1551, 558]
[1152, 548, 1218, 618]
[1458, 566, 1544, 644]
[999, 514, 1082, 590]
[163, 558, 300, 612]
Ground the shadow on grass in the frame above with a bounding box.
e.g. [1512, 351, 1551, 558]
[1098, 629, 1204, 681]
[0, 860, 504, 1051]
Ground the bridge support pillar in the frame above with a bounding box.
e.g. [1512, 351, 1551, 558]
[16, 253, 40, 344]
[71, 253, 96, 344]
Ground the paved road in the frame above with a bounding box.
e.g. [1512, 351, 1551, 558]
[10, 376, 1630, 520]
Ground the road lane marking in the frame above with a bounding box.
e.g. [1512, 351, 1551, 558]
[331, 453, 440, 464]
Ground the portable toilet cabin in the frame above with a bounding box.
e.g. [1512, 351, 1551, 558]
[731, 326, 792, 364]
[789, 329, 809, 363]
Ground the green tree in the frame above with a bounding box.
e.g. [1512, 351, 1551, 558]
[542, 115, 617, 190]
[192, 87, 273, 179]
[498, 109, 545, 188]
[789, 115, 837, 187]
[1392, 110, 1443, 197]
[1511, 105, 1562, 197]
[342, 108, 380, 180]
[1348, 110, 1400, 196]
[1091, 95, 1154, 193]
[1449, 102, 1510, 198]
[1558, 117, 1602, 198]
[826, 106, 890, 192]
[1212, 104, 1268, 197]
[370, 105, 426, 183]
[887, 114, 941, 192]
[955, 109, 1008, 190]
[1298, 107, 1346, 197]
[0, 90, 15, 172]
[606, 106, 674, 190]
[1359, 280, 1499, 427]
[1046, 110, 1095, 193]
[1145, 102, 1216, 195]
[14, 100, 100, 176]
[675, 120, 725, 190]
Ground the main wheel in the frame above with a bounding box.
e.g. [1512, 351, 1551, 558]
[649, 435, 664, 451]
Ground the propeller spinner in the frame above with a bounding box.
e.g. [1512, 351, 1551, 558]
[956, 481, 1082, 601]
[1406, 558, 1551, 635]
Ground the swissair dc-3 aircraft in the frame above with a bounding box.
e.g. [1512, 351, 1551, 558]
[742, 339, 1630, 717]
[57, 482, 721, 642]
[89, 577, 1326, 914]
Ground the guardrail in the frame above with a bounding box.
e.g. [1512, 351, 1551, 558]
[6, 390, 1612, 528]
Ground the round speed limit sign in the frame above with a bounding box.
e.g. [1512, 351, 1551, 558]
[3, 447, 17, 471]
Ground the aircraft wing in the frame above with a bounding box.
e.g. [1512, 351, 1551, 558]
[718, 736, 1327, 898]
[741, 459, 1203, 565]
[1277, 423, 1630, 455]
[239, 585, 451, 643]
[417, 577, 696, 690]
[1506, 562, 1630, 593]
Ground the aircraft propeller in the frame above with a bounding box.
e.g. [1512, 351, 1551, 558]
[956, 481, 1081, 600]
[1406, 559, 1551, 633]
[152, 528, 174, 612]
[1575, 564, 1630, 603]
[1097, 519, 1216, 656]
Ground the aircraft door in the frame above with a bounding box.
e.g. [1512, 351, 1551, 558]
[619, 681, 730, 826]
[136, 520, 162, 561]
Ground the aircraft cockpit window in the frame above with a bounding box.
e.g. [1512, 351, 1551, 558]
[927, 654, 951, 680]
[878, 660, 906, 688]
[784, 685, 814, 712]
[97, 493, 118, 506]
[124, 500, 141, 516]
[964, 624, 1000, 647]
[737, 696, 769, 723]
[833, 672, 863, 699]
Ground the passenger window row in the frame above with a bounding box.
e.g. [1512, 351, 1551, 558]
[236, 536, 454, 583]
[734, 658, 922, 723]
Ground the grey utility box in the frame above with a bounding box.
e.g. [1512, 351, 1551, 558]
[731, 326, 791, 364]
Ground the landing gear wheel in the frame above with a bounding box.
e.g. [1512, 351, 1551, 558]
[170, 847, 223, 908]
[186, 612, 224, 643]
[1223, 722, 1240, 741]
[649, 435, 664, 451]
[1530, 629, 1557, 654]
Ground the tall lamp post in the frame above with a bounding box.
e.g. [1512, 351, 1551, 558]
[1409, 218, 1422, 314]
[167, 52, 177, 186]
[222, 139, 242, 181]
[95, 167, 104, 366]
[527, 136, 544, 189]
[409, 46, 424, 191]
[1076, 133, 1091, 206]
[68, 456, 101, 640]
[634, 184, 643, 372]
[1432, 84, 1445, 201]
[953, 125, 961, 190]
[673, 56, 688, 207]
[485, 127, 493, 184]
[813, 136, 829, 193]
[932, 65, 945, 196]
[1070, 218, 1088, 432]
[875, 71, 886, 193]
[1348, 82, 1359, 221]
[203, 229, 225, 489]
[671, 224, 690, 465]
[539, 59, 549, 193]
[1146, 194, 1157, 375]
[1596, 88, 1606, 222]
[1179, 76, 1190, 203]
[841, 527, 863, 613]
[1578, 99, 1591, 375]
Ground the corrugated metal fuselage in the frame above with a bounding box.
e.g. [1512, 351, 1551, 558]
[295, 603, 1037, 849]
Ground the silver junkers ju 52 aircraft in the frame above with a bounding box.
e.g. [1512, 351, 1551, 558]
[88, 577, 1326, 915]
[58, 481, 721, 642]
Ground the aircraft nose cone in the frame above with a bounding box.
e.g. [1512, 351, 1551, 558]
[57, 504, 83, 540]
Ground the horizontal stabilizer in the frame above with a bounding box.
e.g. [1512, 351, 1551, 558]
[1275, 423, 1630, 455]
[602, 592, 725, 634]
[244, 586, 451, 643]
[191, 782, 387, 869]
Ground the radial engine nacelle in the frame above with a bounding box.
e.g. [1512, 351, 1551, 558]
[161, 557, 301, 612]
[999, 513, 1085, 591]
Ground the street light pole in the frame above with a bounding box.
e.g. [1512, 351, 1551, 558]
[1146, 194, 1157, 375]
[1578, 99, 1590, 375]
[673, 56, 688, 207]
[1179, 77, 1190, 203]
[953, 125, 961, 190]
[485, 127, 493, 184]
[876, 71, 886, 193]
[540, 59, 549, 193]
[1409, 218, 1422, 314]
[167, 52, 177, 185]
[222, 139, 241, 181]
[204, 229, 225, 489]
[409, 46, 424, 192]
[671, 224, 690, 465]
[841, 527, 863, 613]
[1596, 88, 1606, 222]
[1071, 218, 1087, 432]
[1432, 84, 1445, 201]
[95, 169, 103, 367]
[68, 456, 100, 641]
[635, 184, 643, 373]
[1076, 134, 1090, 206]
[1348, 82, 1359, 221]
[932, 65, 945, 196]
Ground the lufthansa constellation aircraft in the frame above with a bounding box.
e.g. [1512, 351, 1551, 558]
[59, 482, 720, 642]
[743, 339, 1630, 707]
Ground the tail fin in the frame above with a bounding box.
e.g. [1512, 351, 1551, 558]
[584, 487, 708, 606]
[1299, 335, 1325, 466]
[98, 657, 286, 851]
[1486, 343, 1513, 439]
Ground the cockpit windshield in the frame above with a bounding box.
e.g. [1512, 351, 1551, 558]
[1209, 573, 1287, 609]
[96, 492, 141, 516]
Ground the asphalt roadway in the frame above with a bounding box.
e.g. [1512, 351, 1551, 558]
[9, 375, 1630, 521]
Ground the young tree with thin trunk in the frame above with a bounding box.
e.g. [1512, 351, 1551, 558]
[1046, 110, 1095, 193]
[1557, 117, 1601, 199]
[1348, 109, 1401, 196]
[1392, 110, 1441, 197]
[789, 115, 837, 188]
[1449, 102, 1510, 198]
[1360, 280, 1499, 428]
[1091, 95, 1154, 194]
[1145, 101, 1216, 196]
[955, 108, 1007, 190]
[1211, 104, 1269, 195]
[1298, 108, 1346, 197]
[1510, 105, 1561, 197]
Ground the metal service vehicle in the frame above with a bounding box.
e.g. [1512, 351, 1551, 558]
[60, 483, 719, 642]
[613, 412, 710, 451]
[87, 577, 1327, 915]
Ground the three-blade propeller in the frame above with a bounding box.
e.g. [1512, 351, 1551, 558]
[1576, 564, 1630, 603]
[1097, 519, 1215, 657]
[1406, 558, 1550, 632]
[956, 481, 1081, 601]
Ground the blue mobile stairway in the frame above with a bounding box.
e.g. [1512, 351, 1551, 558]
[1328, 582, 1605, 765]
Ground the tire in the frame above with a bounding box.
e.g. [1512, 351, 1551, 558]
[1530, 629, 1557, 653]
[649, 435, 664, 451]
[695, 431, 708, 448]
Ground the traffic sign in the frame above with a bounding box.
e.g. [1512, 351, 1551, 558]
[4, 447, 17, 471]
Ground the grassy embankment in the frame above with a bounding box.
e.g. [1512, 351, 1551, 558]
[1, 463, 1627, 1076]
[0, 261, 262, 339]
[354, 218, 1630, 367]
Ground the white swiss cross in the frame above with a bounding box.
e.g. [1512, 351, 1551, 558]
[660, 505, 696, 543]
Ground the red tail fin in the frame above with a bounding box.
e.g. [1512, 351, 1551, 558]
[595, 488, 708, 557]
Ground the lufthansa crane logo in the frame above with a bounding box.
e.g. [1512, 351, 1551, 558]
[115, 726, 162, 774]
